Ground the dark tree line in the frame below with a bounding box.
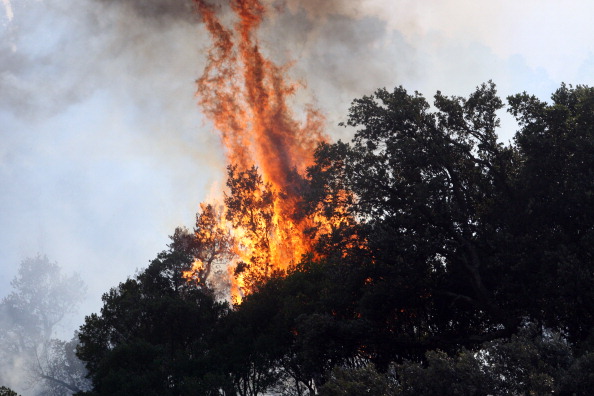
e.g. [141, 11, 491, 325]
[74, 82, 594, 395]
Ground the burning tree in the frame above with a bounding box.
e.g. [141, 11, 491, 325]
[72, 0, 594, 393]
[184, 0, 337, 302]
[76, 72, 594, 394]
[225, 165, 280, 295]
[182, 203, 234, 297]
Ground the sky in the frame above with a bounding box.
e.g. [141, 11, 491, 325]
[1, 0, 593, 338]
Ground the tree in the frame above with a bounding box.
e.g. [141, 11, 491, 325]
[211, 257, 374, 396]
[77, 82, 594, 395]
[37, 335, 91, 395]
[76, 231, 229, 396]
[387, 325, 580, 395]
[191, 203, 234, 291]
[225, 165, 279, 293]
[305, 82, 519, 362]
[305, 82, 594, 364]
[0, 255, 88, 395]
[318, 364, 397, 396]
[1, 256, 85, 353]
[507, 84, 594, 342]
[211, 292, 285, 396]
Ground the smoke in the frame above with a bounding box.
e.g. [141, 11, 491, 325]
[67, 0, 420, 133]
[0, 0, 222, 336]
[0, 0, 536, 307]
[1, 0, 592, 363]
[259, 10, 415, 136]
[94, 0, 197, 24]
[2, 0, 199, 118]
[69, 0, 523, 134]
[1, 0, 12, 20]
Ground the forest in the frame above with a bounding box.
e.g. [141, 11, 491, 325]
[2, 81, 594, 395]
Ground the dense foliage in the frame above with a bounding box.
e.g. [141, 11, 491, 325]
[76, 82, 594, 395]
[0, 386, 21, 396]
[76, 235, 229, 396]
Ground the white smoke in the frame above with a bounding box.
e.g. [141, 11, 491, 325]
[1, 3, 593, 393]
[0, 0, 223, 338]
[2, 0, 13, 21]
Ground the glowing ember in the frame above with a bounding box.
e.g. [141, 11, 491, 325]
[189, 0, 329, 302]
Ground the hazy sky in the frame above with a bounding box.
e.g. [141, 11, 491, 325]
[1, 0, 593, 337]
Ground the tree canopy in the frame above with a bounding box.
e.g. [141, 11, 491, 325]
[76, 231, 228, 396]
[75, 82, 594, 395]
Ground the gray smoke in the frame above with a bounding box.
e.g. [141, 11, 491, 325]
[2, 1, 589, 394]
[0, 7, 585, 380]
[1, 0, 222, 336]
[80, 0, 417, 131]
[94, 0, 198, 23]
[1, 0, 205, 119]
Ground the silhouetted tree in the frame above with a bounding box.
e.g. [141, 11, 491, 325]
[305, 82, 594, 363]
[0, 386, 20, 396]
[77, 82, 594, 395]
[76, 232, 228, 396]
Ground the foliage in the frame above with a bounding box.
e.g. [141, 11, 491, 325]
[0, 255, 89, 395]
[38, 335, 91, 395]
[225, 165, 280, 291]
[389, 326, 578, 395]
[306, 82, 594, 355]
[76, 82, 594, 395]
[318, 364, 397, 396]
[193, 203, 235, 289]
[76, 230, 228, 396]
[508, 84, 594, 341]
[316, 327, 583, 395]
[559, 351, 594, 395]
[1, 255, 85, 351]
[0, 387, 20, 396]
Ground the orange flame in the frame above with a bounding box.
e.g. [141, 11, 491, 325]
[183, 259, 206, 284]
[191, 0, 329, 303]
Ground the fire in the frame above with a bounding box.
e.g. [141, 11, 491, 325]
[194, 0, 326, 183]
[188, 0, 330, 303]
[182, 259, 205, 283]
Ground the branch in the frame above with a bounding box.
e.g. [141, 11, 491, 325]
[38, 374, 82, 394]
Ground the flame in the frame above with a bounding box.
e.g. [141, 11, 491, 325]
[190, 0, 331, 302]
[195, 0, 326, 182]
[183, 259, 205, 284]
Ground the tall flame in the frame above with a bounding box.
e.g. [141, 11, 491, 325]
[191, 0, 327, 303]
